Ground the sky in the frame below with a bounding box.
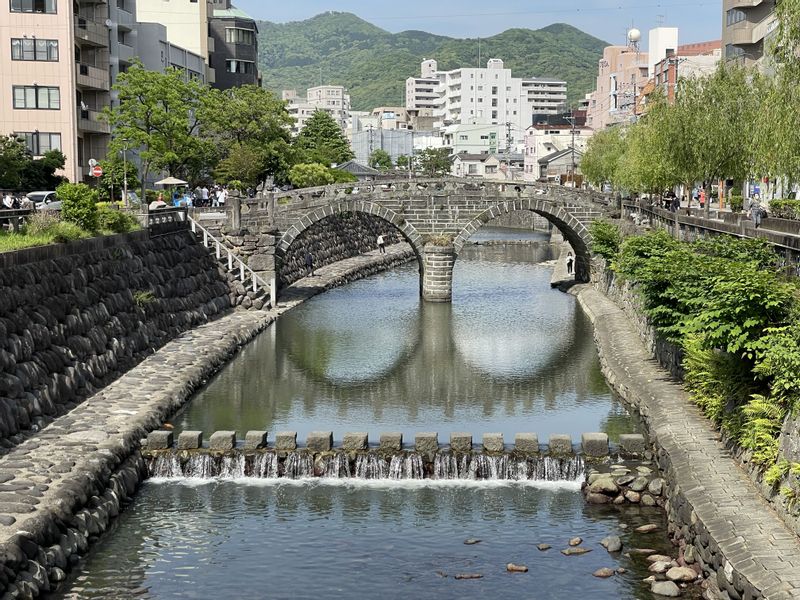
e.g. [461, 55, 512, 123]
[237, 0, 723, 45]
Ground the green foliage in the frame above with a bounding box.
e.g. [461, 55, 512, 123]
[728, 193, 744, 213]
[691, 236, 777, 269]
[49, 221, 91, 244]
[769, 199, 800, 220]
[56, 182, 98, 232]
[329, 169, 358, 183]
[294, 110, 354, 167]
[97, 155, 139, 203]
[589, 220, 622, 261]
[257, 13, 607, 110]
[396, 155, 411, 169]
[0, 135, 31, 190]
[615, 230, 681, 282]
[581, 127, 625, 188]
[424, 233, 454, 247]
[416, 148, 452, 177]
[766, 460, 791, 487]
[369, 149, 393, 172]
[0, 212, 90, 252]
[288, 163, 335, 188]
[0, 136, 67, 191]
[133, 290, 155, 307]
[96, 205, 141, 234]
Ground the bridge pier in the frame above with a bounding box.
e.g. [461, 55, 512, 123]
[422, 243, 455, 302]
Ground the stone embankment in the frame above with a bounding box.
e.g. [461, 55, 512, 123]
[573, 270, 800, 600]
[0, 231, 232, 448]
[0, 241, 416, 598]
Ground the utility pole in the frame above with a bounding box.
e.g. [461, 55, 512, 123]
[505, 121, 512, 179]
[565, 115, 577, 187]
[122, 139, 128, 207]
[367, 124, 374, 159]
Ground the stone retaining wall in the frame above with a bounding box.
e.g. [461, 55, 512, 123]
[0, 232, 233, 449]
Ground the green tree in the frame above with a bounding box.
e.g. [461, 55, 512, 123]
[369, 149, 392, 172]
[396, 154, 410, 170]
[104, 61, 215, 201]
[289, 163, 335, 188]
[293, 110, 354, 166]
[416, 148, 451, 177]
[20, 150, 67, 191]
[57, 182, 98, 231]
[580, 127, 626, 188]
[205, 85, 295, 186]
[0, 135, 29, 190]
[97, 155, 139, 202]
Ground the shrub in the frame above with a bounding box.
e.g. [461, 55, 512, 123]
[425, 233, 454, 247]
[57, 182, 98, 231]
[49, 221, 90, 243]
[24, 210, 62, 236]
[97, 205, 141, 234]
[289, 163, 335, 188]
[770, 199, 800, 220]
[728, 193, 744, 213]
[589, 220, 622, 261]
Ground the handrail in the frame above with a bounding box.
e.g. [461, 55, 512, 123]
[188, 215, 271, 298]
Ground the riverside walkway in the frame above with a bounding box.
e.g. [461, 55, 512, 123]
[574, 283, 800, 600]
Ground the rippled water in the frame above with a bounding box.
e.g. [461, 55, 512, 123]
[49, 227, 668, 599]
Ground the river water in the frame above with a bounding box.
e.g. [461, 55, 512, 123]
[50, 228, 685, 599]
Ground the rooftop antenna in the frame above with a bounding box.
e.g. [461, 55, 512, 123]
[656, 14, 665, 27]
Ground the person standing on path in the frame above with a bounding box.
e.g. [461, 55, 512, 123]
[305, 251, 315, 277]
[750, 196, 764, 229]
[377, 234, 386, 254]
[566, 251, 574, 275]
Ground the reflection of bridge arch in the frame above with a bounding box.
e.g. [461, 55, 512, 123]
[453, 200, 592, 282]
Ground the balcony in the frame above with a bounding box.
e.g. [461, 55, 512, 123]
[74, 16, 108, 47]
[117, 43, 135, 63]
[728, 0, 764, 7]
[729, 13, 778, 45]
[116, 7, 133, 30]
[76, 63, 110, 91]
[77, 108, 110, 134]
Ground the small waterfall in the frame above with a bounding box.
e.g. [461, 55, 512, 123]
[468, 454, 509, 480]
[148, 454, 182, 478]
[433, 453, 469, 480]
[529, 455, 585, 481]
[389, 453, 424, 480]
[354, 454, 388, 479]
[252, 453, 279, 478]
[185, 454, 216, 478]
[220, 455, 246, 478]
[323, 453, 351, 478]
[283, 452, 315, 479]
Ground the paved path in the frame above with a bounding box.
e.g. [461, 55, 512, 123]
[574, 284, 800, 600]
[0, 243, 413, 586]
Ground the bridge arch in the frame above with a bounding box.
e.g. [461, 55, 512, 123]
[452, 198, 593, 283]
[275, 199, 426, 286]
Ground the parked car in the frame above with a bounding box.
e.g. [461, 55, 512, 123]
[27, 191, 60, 211]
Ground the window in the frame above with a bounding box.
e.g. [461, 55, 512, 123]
[15, 131, 61, 155]
[459, 135, 468, 141]
[10, 0, 56, 12]
[726, 8, 746, 26]
[491, 86, 498, 94]
[226, 59, 254, 74]
[468, 164, 478, 174]
[11, 38, 59, 61]
[225, 28, 255, 45]
[491, 111, 497, 119]
[725, 44, 745, 59]
[13, 86, 60, 109]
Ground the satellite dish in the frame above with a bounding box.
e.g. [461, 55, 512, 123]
[628, 28, 642, 43]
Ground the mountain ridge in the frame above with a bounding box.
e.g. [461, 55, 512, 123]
[256, 12, 607, 110]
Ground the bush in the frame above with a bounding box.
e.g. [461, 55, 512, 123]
[589, 220, 622, 261]
[769, 199, 800, 220]
[57, 182, 98, 231]
[728, 193, 744, 213]
[97, 205, 141, 234]
[24, 210, 62, 236]
[49, 221, 91, 243]
[288, 163, 335, 188]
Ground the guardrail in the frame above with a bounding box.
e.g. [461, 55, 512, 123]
[0, 209, 34, 233]
[188, 215, 272, 301]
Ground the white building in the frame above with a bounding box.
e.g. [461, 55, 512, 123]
[523, 123, 593, 182]
[283, 85, 351, 134]
[405, 58, 567, 137]
[648, 27, 679, 77]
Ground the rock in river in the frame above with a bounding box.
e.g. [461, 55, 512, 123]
[651, 580, 681, 597]
[454, 573, 483, 580]
[569, 537, 583, 546]
[506, 563, 528, 573]
[635, 523, 659, 534]
[600, 536, 622, 553]
[593, 568, 615, 578]
[464, 538, 481, 545]
[537, 544, 552, 551]
[561, 547, 592, 556]
[666, 566, 697, 582]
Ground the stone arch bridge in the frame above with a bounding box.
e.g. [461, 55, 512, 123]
[229, 179, 616, 302]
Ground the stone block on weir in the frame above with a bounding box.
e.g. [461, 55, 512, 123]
[244, 431, 268, 450]
[209, 431, 236, 452]
[342, 432, 368, 452]
[581, 433, 609, 457]
[415, 432, 439, 457]
[146, 430, 173, 450]
[619, 434, 646, 456]
[514, 433, 539, 454]
[549, 434, 573, 455]
[482, 433, 504, 453]
[380, 432, 403, 452]
[177, 431, 202, 450]
[275, 431, 297, 452]
[449, 432, 473, 453]
[307, 431, 333, 452]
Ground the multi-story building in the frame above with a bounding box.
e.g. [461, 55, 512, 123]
[136, 0, 211, 61]
[645, 42, 721, 106]
[208, 0, 259, 89]
[722, 0, 777, 67]
[283, 85, 351, 134]
[523, 122, 593, 182]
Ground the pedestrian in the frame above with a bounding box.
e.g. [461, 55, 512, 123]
[566, 251, 574, 275]
[2, 193, 13, 210]
[304, 250, 315, 276]
[201, 185, 209, 206]
[750, 196, 764, 229]
[377, 234, 386, 254]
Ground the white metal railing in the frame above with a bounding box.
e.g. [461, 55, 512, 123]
[188, 215, 274, 303]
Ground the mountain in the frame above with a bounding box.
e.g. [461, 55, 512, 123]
[256, 12, 607, 111]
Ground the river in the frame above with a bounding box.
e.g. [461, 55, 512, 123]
[50, 228, 686, 599]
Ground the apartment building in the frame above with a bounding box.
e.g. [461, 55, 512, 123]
[721, 0, 777, 67]
[283, 85, 351, 134]
[523, 123, 592, 182]
[646, 42, 721, 105]
[585, 42, 650, 130]
[208, 0, 259, 89]
[405, 58, 567, 135]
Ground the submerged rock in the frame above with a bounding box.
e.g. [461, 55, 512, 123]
[561, 547, 592, 556]
[537, 544, 552, 551]
[569, 537, 583, 546]
[600, 536, 622, 553]
[646, 555, 673, 564]
[463, 538, 481, 545]
[506, 563, 528, 573]
[454, 573, 483, 580]
[635, 524, 659, 534]
[593, 568, 615, 578]
[651, 580, 681, 597]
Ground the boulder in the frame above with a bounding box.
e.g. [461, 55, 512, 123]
[624, 490, 641, 503]
[561, 547, 592, 556]
[635, 523, 659, 534]
[683, 545, 697, 564]
[651, 580, 681, 597]
[593, 568, 615, 578]
[648, 478, 664, 496]
[666, 567, 697, 583]
[588, 477, 619, 495]
[600, 536, 622, 553]
[648, 561, 672, 574]
[585, 492, 612, 504]
[569, 537, 582, 546]
[630, 477, 649, 492]
[506, 563, 528, 573]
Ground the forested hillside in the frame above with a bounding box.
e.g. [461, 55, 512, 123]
[257, 12, 606, 110]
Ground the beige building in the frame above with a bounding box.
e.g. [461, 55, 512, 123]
[283, 85, 351, 134]
[585, 44, 650, 131]
[721, 0, 777, 67]
[523, 124, 593, 182]
[136, 0, 211, 60]
[1, 0, 113, 184]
